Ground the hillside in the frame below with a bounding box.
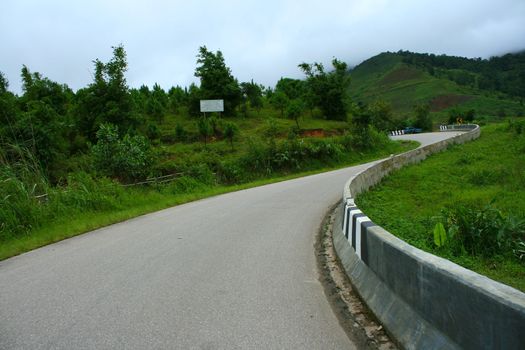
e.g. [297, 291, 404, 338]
[349, 51, 525, 121]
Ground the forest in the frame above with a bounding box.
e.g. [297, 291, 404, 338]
[398, 50, 525, 98]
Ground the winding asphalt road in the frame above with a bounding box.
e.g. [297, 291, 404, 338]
[0, 132, 462, 349]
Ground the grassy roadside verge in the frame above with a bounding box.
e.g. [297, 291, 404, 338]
[0, 139, 417, 261]
[356, 123, 525, 292]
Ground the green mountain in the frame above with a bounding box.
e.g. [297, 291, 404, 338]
[348, 51, 525, 120]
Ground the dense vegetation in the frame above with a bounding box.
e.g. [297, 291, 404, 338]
[399, 50, 525, 98]
[0, 45, 417, 259]
[357, 122, 525, 291]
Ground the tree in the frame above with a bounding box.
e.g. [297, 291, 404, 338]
[414, 104, 432, 131]
[299, 58, 350, 121]
[270, 91, 289, 117]
[149, 83, 168, 123]
[351, 103, 372, 149]
[465, 109, 475, 122]
[187, 83, 202, 116]
[447, 108, 475, 124]
[0, 72, 19, 146]
[241, 80, 263, 112]
[194, 46, 242, 116]
[286, 99, 304, 129]
[208, 115, 221, 136]
[368, 100, 395, 132]
[168, 86, 187, 113]
[75, 45, 136, 142]
[0, 71, 8, 94]
[175, 123, 187, 141]
[13, 67, 72, 179]
[274, 78, 305, 100]
[197, 117, 212, 147]
[223, 121, 239, 150]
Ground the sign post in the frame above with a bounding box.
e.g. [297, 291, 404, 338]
[200, 99, 224, 118]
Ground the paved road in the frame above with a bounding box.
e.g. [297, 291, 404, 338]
[0, 132, 462, 349]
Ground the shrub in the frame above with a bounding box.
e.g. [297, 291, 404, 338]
[197, 117, 212, 146]
[175, 123, 187, 141]
[217, 161, 245, 184]
[146, 123, 160, 140]
[223, 122, 239, 150]
[92, 123, 152, 182]
[181, 163, 215, 185]
[508, 119, 525, 135]
[438, 203, 525, 258]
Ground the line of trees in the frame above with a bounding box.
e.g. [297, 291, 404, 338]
[398, 50, 525, 98]
[1, 45, 354, 183]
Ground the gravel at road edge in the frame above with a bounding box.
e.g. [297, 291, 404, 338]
[316, 204, 398, 350]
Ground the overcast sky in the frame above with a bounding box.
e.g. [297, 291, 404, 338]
[1, 0, 524, 94]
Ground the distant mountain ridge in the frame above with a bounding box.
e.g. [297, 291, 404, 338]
[348, 50, 525, 117]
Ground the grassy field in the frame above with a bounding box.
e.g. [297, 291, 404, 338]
[356, 122, 525, 291]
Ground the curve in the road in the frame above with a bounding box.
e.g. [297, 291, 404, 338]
[0, 132, 462, 350]
[336, 125, 525, 350]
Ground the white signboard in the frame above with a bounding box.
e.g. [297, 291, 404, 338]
[200, 99, 224, 113]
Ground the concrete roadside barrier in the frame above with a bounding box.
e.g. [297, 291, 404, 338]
[334, 125, 525, 349]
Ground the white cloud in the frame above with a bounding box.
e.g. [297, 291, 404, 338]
[1, 0, 524, 93]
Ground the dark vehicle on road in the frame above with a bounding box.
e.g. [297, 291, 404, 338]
[403, 126, 423, 134]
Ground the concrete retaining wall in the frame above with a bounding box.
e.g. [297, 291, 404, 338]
[334, 125, 525, 349]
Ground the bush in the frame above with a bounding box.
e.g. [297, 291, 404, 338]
[146, 123, 160, 140]
[181, 163, 215, 185]
[242, 137, 348, 174]
[92, 123, 152, 182]
[508, 119, 525, 135]
[175, 123, 187, 141]
[223, 121, 239, 150]
[438, 203, 525, 258]
[217, 161, 245, 184]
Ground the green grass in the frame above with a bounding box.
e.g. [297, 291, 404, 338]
[0, 138, 417, 261]
[356, 122, 525, 291]
[349, 52, 524, 119]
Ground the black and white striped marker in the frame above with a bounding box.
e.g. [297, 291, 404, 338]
[390, 130, 405, 136]
[342, 199, 375, 262]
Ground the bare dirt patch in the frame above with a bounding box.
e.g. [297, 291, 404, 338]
[301, 128, 326, 138]
[430, 94, 473, 111]
[380, 66, 423, 86]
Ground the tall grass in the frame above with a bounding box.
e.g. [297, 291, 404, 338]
[1, 145, 49, 241]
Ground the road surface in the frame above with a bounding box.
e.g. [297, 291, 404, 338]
[0, 132, 462, 349]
